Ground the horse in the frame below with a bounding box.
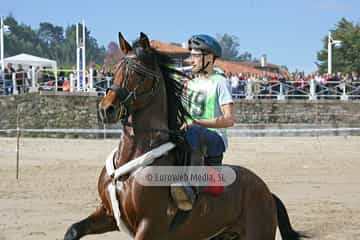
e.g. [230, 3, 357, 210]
[64, 32, 307, 240]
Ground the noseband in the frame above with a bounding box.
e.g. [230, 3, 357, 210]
[107, 56, 161, 119]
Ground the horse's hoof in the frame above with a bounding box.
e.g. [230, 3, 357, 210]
[64, 226, 79, 240]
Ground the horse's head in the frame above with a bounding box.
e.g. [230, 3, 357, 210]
[99, 32, 162, 123]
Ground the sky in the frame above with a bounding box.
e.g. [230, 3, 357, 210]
[0, 0, 359, 73]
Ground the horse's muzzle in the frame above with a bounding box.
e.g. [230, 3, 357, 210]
[99, 104, 120, 124]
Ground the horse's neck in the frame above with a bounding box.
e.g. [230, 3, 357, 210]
[133, 78, 168, 144]
[117, 79, 168, 167]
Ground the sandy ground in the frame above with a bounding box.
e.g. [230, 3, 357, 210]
[0, 136, 360, 240]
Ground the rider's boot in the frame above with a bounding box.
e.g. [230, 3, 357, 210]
[171, 150, 204, 211]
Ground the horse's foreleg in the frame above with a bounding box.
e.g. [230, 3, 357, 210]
[134, 219, 169, 240]
[64, 205, 117, 240]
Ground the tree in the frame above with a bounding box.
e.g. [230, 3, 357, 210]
[85, 31, 106, 66]
[2, 16, 106, 67]
[38, 22, 64, 46]
[104, 42, 121, 66]
[4, 16, 44, 58]
[317, 18, 360, 73]
[53, 24, 106, 66]
[216, 33, 255, 62]
[238, 51, 253, 62]
[216, 33, 240, 61]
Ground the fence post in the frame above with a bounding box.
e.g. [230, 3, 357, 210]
[54, 69, 58, 92]
[309, 79, 317, 100]
[277, 81, 286, 100]
[16, 104, 21, 180]
[12, 72, 18, 95]
[341, 82, 349, 101]
[29, 67, 38, 92]
[245, 79, 254, 100]
[1, 70, 4, 94]
[69, 73, 75, 93]
[88, 68, 96, 92]
[106, 76, 112, 91]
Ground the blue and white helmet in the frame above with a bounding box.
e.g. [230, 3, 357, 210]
[188, 34, 222, 58]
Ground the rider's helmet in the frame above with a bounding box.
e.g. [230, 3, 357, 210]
[188, 34, 222, 58]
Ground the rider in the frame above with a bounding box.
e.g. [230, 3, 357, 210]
[171, 34, 235, 211]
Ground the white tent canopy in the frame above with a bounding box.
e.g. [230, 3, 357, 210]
[4, 53, 57, 70]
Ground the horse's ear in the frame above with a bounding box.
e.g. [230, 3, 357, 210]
[118, 32, 132, 54]
[139, 32, 151, 50]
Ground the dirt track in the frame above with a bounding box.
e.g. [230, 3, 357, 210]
[0, 136, 360, 240]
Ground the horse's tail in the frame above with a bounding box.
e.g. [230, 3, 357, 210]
[272, 193, 309, 240]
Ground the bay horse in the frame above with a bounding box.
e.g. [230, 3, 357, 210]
[64, 32, 307, 240]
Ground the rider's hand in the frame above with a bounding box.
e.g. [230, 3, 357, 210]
[181, 120, 197, 130]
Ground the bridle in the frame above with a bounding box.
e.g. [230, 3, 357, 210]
[107, 55, 162, 120]
[105, 54, 189, 150]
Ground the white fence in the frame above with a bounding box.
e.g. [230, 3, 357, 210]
[2, 71, 360, 101]
[231, 79, 360, 100]
[0, 68, 112, 95]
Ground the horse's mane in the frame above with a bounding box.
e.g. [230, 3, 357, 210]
[131, 39, 192, 132]
[155, 51, 193, 132]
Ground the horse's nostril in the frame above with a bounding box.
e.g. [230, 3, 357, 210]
[99, 103, 118, 123]
[107, 105, 115, 114]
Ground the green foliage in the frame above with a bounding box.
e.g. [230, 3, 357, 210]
[104, 41, 120, 67]
[3, 16, 106, 67]
[317, 18, 360, 73]
[238, 51, 253, 62]
[216, 33, 255, 62]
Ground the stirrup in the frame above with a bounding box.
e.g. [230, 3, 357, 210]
[170, 183, 196, 211]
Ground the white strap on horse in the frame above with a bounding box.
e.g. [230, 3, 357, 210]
[106, 142, 176, 180]
[105, 142, 176, 231]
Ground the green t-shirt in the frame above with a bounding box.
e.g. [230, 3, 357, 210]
[186, 74, 233, 149]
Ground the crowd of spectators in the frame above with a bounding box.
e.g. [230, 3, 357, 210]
[0, 63, 36, 94]
[0, 63, 117, 94]
[224, 71, 360, 99]
[1, 62, 360, 99]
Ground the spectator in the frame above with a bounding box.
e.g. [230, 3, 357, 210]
[351, 72, 359, 82]
[58, 68, 66, 91]
[16, 64, 27, 93]
[327, 73, 340, 97]
[4, 63, 15, 94]
[5, 63, 15, 80]
[230, 72, 240, 97]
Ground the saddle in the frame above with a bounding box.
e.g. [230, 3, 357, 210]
[171, 131, 223, 166]
[171, 132, 225, 196]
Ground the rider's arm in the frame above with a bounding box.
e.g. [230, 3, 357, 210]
[192, 103, 235, 128]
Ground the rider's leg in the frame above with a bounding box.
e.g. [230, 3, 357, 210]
[171, 125, 225, 210]
[185, 125, 225, 159]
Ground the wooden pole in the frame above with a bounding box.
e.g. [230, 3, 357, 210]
[16, 104, 20, 180]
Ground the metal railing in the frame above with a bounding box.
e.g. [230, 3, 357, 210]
[2, 71, 360, 101]
[0, 68, 114, 96]
[231, 79, 360, 100]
